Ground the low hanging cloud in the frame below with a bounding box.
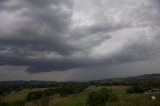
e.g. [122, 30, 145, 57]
[0, 0, 160, 73]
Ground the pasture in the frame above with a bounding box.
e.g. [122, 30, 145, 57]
[1, 86, 160, 106]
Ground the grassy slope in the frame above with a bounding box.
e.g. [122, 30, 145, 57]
[49, 86, 160, 106]
[108, 93, 160, 106]
[2, 86, 160, 106]
[52, 86, 130, 106]
[2, 88, 46, 102]
[2, 89, 30, 102]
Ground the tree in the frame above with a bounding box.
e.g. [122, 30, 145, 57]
[27, 91, 42, 101]
[109, 93, 119, 102]
[127, 85, 145, 94]
[86, 92, 106, 106]
[99, 87, 112, 102]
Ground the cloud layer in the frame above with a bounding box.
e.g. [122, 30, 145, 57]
[0, 0, 160, 74]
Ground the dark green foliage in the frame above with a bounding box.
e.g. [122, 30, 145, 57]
[86, 92, 106, 106]
[0, 100, 25, 106]
[0, 86, 21, 96]
[27, 83, 88, 101]
[27, 91, 43, 101]
[86, 87, 118, 106]
[109, 93, 119, 102]
[27, 88, 58, 101]
[58, 83, 88, 97]
[42, 89, 56, 97]
[0, 102, 9, 106]
[127, 85, 145, 94]
[99, 87, 112, 101]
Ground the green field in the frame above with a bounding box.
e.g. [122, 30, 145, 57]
[2, 88, 47, 102]
[1, 86, 160, 106]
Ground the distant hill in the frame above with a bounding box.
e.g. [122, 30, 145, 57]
[93, 73, 160, 84]
[1, 73, 160, 85]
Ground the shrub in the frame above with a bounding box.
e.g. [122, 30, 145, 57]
[99, 87, 112, 102]
[42, 89, 56, 97]
[59, 84, 88, 97]
[27, 89, 56, 101]
[86, 87, 120, 106]
[109, 93, 119, 102]
[0, 101, 25, 106]
[27, 91, 42, 101]
[86, 92, 106, 106]
[127, 85, 145, 94]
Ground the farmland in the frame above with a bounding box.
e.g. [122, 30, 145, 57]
[0, 86, 159, 106]
[0, 74, 160, 106]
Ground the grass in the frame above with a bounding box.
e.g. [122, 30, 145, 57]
[2, 88, 47, 102]
[49, 86, 130, 106]
[2, 89, 30, 102]
[54, 95, 87, 106]
[85, 86, 129, 95]
[51, 86, 160, 106]
[109, 86, 129, 95]
[108, 93, 160, 106]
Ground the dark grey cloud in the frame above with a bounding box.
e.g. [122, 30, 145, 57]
[0, 0, 160, 75]
[0, 0, 76, 54]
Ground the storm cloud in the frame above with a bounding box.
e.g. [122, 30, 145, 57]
[0, 0, 160, 76]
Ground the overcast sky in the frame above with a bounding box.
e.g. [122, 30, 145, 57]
[0, 0, 160, 81]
